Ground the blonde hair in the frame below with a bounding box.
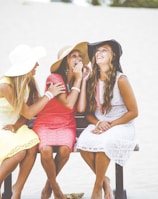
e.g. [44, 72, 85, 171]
[10, 74, 40, 114]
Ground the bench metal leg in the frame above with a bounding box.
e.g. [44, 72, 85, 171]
[114, 163, 127, 199]
[2, 174, 12, 199]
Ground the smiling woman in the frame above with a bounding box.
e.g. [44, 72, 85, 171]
[32, 41, 90, 199]
[0, 44, 65, 199]
[77, 39, 138, 199]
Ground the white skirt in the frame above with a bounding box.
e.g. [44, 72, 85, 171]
[76, 123, 137, 166]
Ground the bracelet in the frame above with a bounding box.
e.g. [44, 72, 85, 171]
[71, 87, 80, 93]
[11, 126, 15, 133]
[44, 91, 54, 100]
[96, 120, 101, 127]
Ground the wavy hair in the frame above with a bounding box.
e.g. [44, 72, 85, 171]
[86, 51, 118, 114]
[10, 74, 40, 114]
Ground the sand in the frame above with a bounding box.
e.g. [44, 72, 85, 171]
[0, 0, 158, 198]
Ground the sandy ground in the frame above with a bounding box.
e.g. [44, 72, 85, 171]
[0, 0, 158, 198]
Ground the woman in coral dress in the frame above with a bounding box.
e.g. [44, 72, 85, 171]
[33, 42, 90, 199]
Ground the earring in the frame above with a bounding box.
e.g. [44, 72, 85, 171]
[65, 68, 69, 75]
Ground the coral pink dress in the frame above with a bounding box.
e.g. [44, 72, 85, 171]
[33, 74, 76, 151]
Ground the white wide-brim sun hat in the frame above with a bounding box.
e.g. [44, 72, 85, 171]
[4, 44, 47, 77]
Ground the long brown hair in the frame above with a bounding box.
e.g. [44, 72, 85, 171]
[86, 51, 118, 114]
[54, 56, 74, 89]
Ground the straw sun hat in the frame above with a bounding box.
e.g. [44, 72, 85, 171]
[50, 42, 89, 73]
[5, 44, 46, 77]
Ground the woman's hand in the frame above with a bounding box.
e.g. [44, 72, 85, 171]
[92, 121, 111, 134]
[82, 65, 91, 81]
[72, 61, 83, 81]
[3, 124, 15, 133]
[2, 116, 27, 133]
[48, 82, 65, 97]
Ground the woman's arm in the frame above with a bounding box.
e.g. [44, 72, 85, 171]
[110, 75, 138, 127]
[56, 78, 82, 109]
[86, 76, 138, 133]
[56, 63, 83, 109]
[21, 83, 65, 119]
[76, 66, 91, 113]
[3, 115, 27, 132]
[0, 82, 65, 119]
[86, 113, 99, 125]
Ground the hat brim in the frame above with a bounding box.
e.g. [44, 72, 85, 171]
[50, 42, 89, 73]
[88, 39, 122, 61]
[5, 45, 46, 77]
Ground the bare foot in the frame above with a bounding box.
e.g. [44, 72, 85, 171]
[90, 189, 102, 199]
[91, 182, 102, 199]
[54, 193, 66, 199]
[103, 176, 113, 199]
[11, 185, 21, 199]
[41, 186, 52, 199]
[52, 182, 66, 199]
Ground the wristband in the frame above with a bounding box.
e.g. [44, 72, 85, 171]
[44, 91, 54, 100]
[96, 120, 101, 127]
[71, 87, 80, 93]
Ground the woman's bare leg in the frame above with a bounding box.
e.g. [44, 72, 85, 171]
[41, 146, 70, 199]
[0, 151, 26, 199]
[103, 176, 113, 199]
[0, 188, 2, 199]
[40, 146, 70, 199]
[41, 180, 52, 199]
[80, 150, 113, 199]
[11, 146, 37, 199]
[91, 152, 110, 199]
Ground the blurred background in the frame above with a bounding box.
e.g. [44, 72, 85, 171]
[52, 0, 158, 8]
[0, 0, 158, 198]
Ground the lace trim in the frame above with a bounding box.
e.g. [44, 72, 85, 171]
[4, 138, 39, 159]
[77, 145, 105, 152]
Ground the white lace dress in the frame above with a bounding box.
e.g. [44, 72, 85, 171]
[77, 72, 137, 166]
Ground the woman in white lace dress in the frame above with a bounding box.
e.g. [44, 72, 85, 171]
[77, 40, 138, 199]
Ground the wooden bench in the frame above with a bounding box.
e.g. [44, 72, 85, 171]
[2, 113, 139, 199]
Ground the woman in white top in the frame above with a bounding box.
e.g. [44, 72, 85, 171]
[77, 39, 138, 199]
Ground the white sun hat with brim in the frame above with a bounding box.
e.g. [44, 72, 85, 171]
[50, 41, 89, 73]
[4, 44, 47, 77]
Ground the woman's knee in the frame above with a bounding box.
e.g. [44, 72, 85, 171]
[58, 146, 70, 158]
[27, 145, 38, 156]
[14, 150, 26, 162]
[40, 146, 53, 160]
[80, 149, 89, 156]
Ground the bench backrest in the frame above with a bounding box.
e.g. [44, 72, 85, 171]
[75, 113, 88, 137]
